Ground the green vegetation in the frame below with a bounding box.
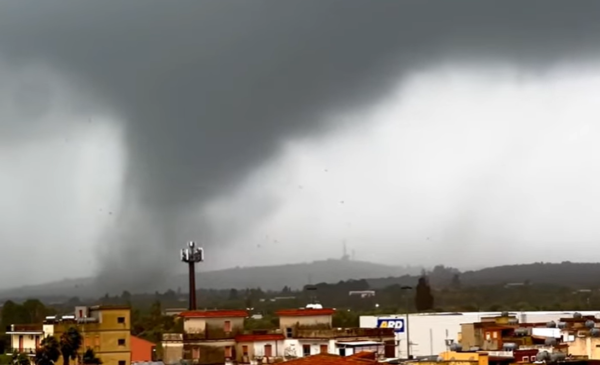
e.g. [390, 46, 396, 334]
[2, 262, 600, 357]
[81, 349, 102, 365]
[59, 327, 82, 365]
[36, 336, 60, 365]
[12, 352, 30, 365]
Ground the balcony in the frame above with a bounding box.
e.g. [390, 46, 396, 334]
[7, 348, 38, 357]
[295, 327, 395, 339]
[6, 324, 44, 334]
[163, 333, 183, 342]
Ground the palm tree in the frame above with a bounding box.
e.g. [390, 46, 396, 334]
[59, 328, 82, 365]
[81, 349, 102, 365]
[13, 352, 31, 365]
[36, 336, 60, 365]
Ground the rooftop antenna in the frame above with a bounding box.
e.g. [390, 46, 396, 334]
[180, 241, 204, 310]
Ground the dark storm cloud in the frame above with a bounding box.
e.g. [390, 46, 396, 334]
[1, 1, 600, 291]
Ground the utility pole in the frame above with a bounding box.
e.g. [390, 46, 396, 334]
[180, 241, 204, 310]
[401, 286, 413, 359]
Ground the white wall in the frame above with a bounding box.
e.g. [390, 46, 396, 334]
[42, 324, 54, 337]
[282, 339, 330, 358]
[360, 311, 600, 358]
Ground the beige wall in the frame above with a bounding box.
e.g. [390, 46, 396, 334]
[439, 351, 489, 365]
[184, 318, 206, 334]
[459, 324, 477, 350]
[235, 340, 285, 362]
[162, 334, 183, 365]
[279, 315, 332, 330]
[55, 307, 131, 365]
[569, 337, 600, 359]
[10, 334, 40, 354]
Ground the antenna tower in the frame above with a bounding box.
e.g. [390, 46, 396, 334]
[180, 241, 204, 310]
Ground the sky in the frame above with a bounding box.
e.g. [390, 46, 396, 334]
[1, 1, 600, 290]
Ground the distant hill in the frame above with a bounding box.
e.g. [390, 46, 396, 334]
[366, 262, 600, 289]
[0, 259, 422, 300]
[459, 261, 600, 288]
[3, 261, 600, 301]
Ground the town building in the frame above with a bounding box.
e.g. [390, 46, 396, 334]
[8, 305, 132, 365]
[5, 324, 46, 358]
[162, 309, 248, 365]
[161, 307, 395, 365]
[234, 333, 285, 363]
[131, 335, 157, 363]
[52, 305, 132, 365]
[360, 310, 600, 358]
[451, 312, 600, 361]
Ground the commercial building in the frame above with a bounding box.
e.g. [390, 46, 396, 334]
[359, 310, 600, 358]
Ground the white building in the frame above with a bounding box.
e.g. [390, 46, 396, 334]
[6, 324, 46, 358]
[360, 310, 600, 358]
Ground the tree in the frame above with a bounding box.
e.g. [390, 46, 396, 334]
[36, 336, 60, 365]
[414, 276, 434, 312]
[81, 349, 102, 365]
[59, 328, 82, 365]
[451, 274, 461, 290]
[228, 289, 238, 300]
[12, 352, 30, 365]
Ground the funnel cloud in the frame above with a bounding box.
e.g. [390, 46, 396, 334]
[1, 1, 600, 291]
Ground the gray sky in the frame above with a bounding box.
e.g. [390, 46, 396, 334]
[1, 1, 600, 291]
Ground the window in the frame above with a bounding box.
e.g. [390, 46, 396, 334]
[320, 345, 328, 354]
[224, 320, 231, 332]
[118, 361, 126, 365]
[264, 344, 272, 357]
[242, 345, 248, 356]
[303, 345, 310, 356]
[522, 357, 529, 362]
[94, 336, 100, 347]
[118, 317, 125, 324]
[492, 332, 497, 339]
[192, 348, 200, 359]
[225, 346, 233, 358]
[286, 328, 293, 338]
[118, 339, 125, 346]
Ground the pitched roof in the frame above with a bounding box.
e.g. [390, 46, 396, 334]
[179, 310, 248, 318]
[283, 353, 375, 365]
[235, 334, 285, 342]
[276, 308, 335, 317]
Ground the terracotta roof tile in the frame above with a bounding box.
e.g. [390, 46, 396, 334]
[349, 351, 377, 360]
[179, 310, 248, 318]
[276, 308, 335, 317]
[284, 353, 376, 365]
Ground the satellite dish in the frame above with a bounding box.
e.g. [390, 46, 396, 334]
[536, 351, 550, 362]
[450, 343, 462, 351]
[544, 338, 557, 346]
